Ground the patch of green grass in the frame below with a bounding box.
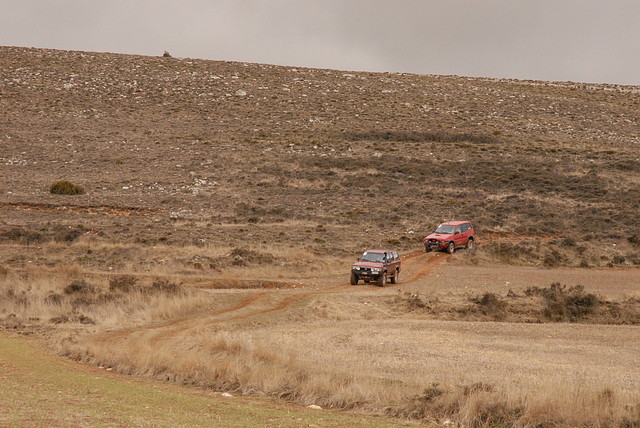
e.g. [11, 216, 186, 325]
[0, 334, 414, 427]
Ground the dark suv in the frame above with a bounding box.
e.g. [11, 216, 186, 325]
[350, 249, 401, 287]
[424, 221, 475, 254]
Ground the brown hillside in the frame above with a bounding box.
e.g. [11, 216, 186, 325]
[1, 46, 639, 266]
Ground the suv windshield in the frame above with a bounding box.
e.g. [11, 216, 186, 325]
[434, 224, 455, 234]
[360, 252, 385, 262]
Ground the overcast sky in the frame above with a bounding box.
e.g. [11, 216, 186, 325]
[2, 0, 639, 85]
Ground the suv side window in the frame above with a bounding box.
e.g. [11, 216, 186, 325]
[460, 223, 469, 232]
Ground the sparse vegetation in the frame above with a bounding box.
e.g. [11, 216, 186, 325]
[397, 283, 640, 325]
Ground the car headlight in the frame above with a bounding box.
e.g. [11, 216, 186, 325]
[353, 266, 361, 271]
[371, 267, 381, 273]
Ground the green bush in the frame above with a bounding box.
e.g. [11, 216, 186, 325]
[50, 180, 85, 195]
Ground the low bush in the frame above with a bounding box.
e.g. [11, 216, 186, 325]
[108, 275, 138, 292]
[147, 279, 181, 295]
[64, 279, 94, 295]
[471, 292, 508, 320]
[50, 180, 85, 195]
[1, 227, 44, 244]
[526, 283, 600, 322]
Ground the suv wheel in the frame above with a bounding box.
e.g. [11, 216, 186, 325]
[390, 269, 399, 284]
[466, 238, 474, 250]
[377, 272, 387, 287]
[447, 242, 455, 254]
[350, 273, 359, 285]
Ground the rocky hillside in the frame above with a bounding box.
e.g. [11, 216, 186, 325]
[1, 46, 639, 266]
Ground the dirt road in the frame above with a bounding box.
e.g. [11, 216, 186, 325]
[85, 251, 640, 397]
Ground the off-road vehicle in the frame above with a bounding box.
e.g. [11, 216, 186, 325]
[350, 249, 401, 286]
[424, 221, 475, 254]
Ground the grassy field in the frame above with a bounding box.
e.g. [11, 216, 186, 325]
[0, 333, 418, 427]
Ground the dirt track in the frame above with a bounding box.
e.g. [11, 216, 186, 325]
[94, 251, 447, 344]
[87, 251, 640, 397]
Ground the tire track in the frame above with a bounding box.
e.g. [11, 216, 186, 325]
[92, 252, 448, 349]
[402, 251, 449, 282]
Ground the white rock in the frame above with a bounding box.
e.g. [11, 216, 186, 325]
[307, 404, 322, 410]
[221, 392, 233, 397]
[235, 89, 247, 96]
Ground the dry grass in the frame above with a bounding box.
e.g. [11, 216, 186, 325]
[2, 259, 640, 425]
[0, 264, 216, 329]
[52, 320, 640, 427]
[55, 330, 407, 412]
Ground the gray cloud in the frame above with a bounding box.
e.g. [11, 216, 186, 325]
[2, 0, 639, 84]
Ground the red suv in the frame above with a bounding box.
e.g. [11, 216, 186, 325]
[351, 249, 401, 287]
[424, 221, 475, 254]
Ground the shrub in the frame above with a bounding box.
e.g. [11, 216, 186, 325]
[148, 279, 181, 294]
[64, 280, 94, 294]
[471, 292, 508, 320]
[228, 248, 275, 266]
[542, 249, 568, 267]
[45, 293, 63, 305]
[52, 225, 84, 243]
[526, 283, 600, 322]
[1, 227, 43, 244]
[50, 180, 85, 195]
[109, 275, 138, 292]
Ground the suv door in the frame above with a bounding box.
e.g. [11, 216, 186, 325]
[454, 224, 468, 247]
[389, 251, 400, 271]
[461, 223, 472, 245]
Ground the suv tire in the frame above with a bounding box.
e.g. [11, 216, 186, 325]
[466, 238, 474, 250]
[350, 273, 359, 285]
[377, 272, 387, 287]
[447, 242, 455, 254]
[390, 269, 399, 284]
